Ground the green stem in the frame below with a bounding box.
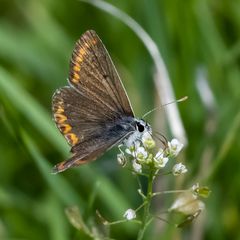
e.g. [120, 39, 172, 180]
[137, 170, 155, 240]
[152, 189, 190, 197]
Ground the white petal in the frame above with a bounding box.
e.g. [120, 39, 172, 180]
[125, 148, 132, 155]
[136, 147, 148, 159]
[161, 157, 169, 167]
[153, 155, 169, 168]
[192, 183, 199, 191]
[123, 209, 136, 220]
[172, 163, 188, 176]
[155, 149, 164, 160]
[168, 138, 184, 156]
[132, 160, 142, 173]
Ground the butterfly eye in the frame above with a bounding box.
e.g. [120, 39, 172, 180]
[137, 122, 145, 132]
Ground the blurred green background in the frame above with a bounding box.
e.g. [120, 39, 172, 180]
[0, 0, 240, 239]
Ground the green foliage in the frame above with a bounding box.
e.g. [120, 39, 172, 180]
[0, 0, 240, 239]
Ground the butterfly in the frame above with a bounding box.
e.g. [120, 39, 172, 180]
[52, 30, 152, 173]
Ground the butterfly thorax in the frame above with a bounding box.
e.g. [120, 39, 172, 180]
[104, 117, 151, 147]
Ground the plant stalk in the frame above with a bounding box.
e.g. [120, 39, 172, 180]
[137, 170, 155, 240]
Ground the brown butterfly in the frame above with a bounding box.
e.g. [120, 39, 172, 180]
[52, 30, 151, 173]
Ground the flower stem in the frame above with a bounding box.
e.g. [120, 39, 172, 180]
[137, 170, 155, 240]
[152, 189, 190, 197]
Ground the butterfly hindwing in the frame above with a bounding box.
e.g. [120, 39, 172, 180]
[52, 127, 129, 173]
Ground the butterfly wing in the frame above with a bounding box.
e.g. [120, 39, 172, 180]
[52, 124, 130, 173]
[52, 30, 134, 173]
[69, 30, 134, 117]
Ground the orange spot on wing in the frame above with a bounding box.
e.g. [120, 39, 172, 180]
[60, 124, 72, 134]
[66, 133, 79, 145]
[75, 56, 83, 63]
[71, 78, 79, 83]
[56, 107, 64, 114]
[54, 113, 67, 123]
[79, 48, 86, 55]
[71, 72, 80, 83]
[73, 64, 80, 72]
[73, 73, 80, 79]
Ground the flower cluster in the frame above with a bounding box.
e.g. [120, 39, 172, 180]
[117, 133, 191, 221]
[118, 132, 186, 177]
[114, 132, 210, 233]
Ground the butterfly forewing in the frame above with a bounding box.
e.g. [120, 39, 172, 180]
[69, 30, 134, 116]
[52, 30, 134, 173]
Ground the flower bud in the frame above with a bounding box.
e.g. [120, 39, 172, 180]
[117, 153, 126, 167]
[192, 183, 211, 198]
[123, 209, 136, 220]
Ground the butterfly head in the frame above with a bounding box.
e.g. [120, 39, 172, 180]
[135, 119, 152, 135]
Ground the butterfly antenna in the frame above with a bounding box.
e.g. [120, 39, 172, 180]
[142, 96, 188, 119]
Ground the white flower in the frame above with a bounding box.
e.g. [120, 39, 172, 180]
[142, 132, 155, 149]
[172, 163, 188, 176]
[125, 141, 141, 155]
[168, 138, 184, 157]
[132, 160, 142, 173]
[123, 209, 136, 220]
[153, 149, 169, 168]
[135, 147, 148, 161]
